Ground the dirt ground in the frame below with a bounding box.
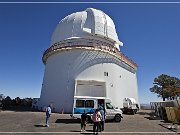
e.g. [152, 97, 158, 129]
[0, 110, 179, 135]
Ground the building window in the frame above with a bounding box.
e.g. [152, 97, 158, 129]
[104, 72, 108, 76]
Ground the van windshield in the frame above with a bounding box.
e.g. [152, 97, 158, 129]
[106, 103, 114, 109]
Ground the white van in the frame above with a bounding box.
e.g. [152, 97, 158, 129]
[71, 96, 123, 122]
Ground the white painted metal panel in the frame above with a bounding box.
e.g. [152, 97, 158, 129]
[50, 8, 121, 48]
[94, 9, 106, 36]
[76, 83, 105, 97]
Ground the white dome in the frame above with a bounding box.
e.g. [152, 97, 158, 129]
[51, 8, 123, 49]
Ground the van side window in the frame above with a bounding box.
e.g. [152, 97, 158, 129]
[76, 100, 85, 107]
[85, 100, 94, 108]
[106, 103, 113, 109]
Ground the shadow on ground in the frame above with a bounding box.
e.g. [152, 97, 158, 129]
[160, 120, 173, 123]
[137, 111, 162, 121]
[70, 129, 95, 134]
[159, 123, 180, 133]
[55, 118, 80, 124]
[144, 116, 162, 120]
[137, 111, 154, 116]
[34, 124, 46, 127]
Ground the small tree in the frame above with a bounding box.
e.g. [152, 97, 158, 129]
[2, 96, 12, 109]
[14, 97, 21, 106]
[150, 74, 180, 101]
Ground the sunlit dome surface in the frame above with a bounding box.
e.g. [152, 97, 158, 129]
[51, 8, 123, 48]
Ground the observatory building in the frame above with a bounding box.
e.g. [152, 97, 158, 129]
[38, 8, 139, 113]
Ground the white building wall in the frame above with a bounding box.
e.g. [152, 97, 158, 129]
[38, 49, 138, 113]
[76, 61, 139, 109]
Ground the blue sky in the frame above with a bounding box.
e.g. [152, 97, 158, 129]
[0, 2, 179, 104]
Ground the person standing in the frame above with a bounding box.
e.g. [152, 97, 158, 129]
[45, 104, 52, 127]
[92, 109, 102, 134]
[80, 109, 87, 132]
[99, 106, 105, 132]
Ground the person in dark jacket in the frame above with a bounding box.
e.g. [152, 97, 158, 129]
[81, 109, 87, 132]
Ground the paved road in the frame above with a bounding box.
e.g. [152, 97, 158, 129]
[0, 110, 179, 135]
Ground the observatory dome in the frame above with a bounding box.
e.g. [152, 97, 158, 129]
[51, 8, 123, 49]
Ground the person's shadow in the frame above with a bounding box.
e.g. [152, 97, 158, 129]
[70, 129, 94, 134]
[34, 124, 46, 127]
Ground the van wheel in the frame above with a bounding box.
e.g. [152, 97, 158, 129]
[134, 109, 137, 114]
[114, 114, 121, 122]
[123, 110, 127, 114]
[131, 110, 135, 115]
